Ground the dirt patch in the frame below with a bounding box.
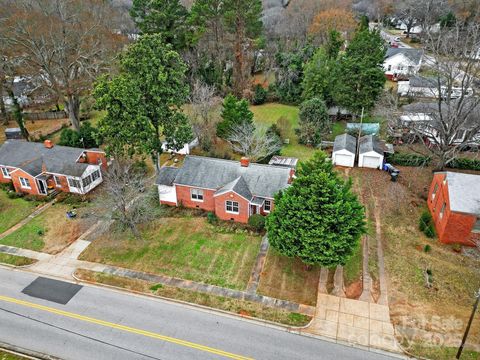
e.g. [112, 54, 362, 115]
[345, 280, 362, 299]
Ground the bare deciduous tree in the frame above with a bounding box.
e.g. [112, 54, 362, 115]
[403, 20, 480, 169]
[228, 122, 282, 161]
[0, 0, 126, 131]
[97, 159, 161, 239]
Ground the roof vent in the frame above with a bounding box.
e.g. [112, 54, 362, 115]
[44, 140, 54, 149]
[240, 157, 250, 167]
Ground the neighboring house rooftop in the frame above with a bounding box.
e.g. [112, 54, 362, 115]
[409, 76, 444, 88]
[157, 155, 291, 199]
[0, 140, 98, 177]
[385, 48, 424, 65]
[443, 172, 480, 214]
[156, 167, 179, 186]
[333, 133, 357, 154]
[359, 135, 384, 155]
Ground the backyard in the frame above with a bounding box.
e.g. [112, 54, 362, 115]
[80, 217, 262, 290]
[0, 118, 69, 143]
[0, 201, 95, 254]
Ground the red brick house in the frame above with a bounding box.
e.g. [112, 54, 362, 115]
[0, 140, 107, 196]
[156, 156, 294, 223]
[427, 172, 480, 246]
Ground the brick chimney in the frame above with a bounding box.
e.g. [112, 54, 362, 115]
[240, 157, 250, 167]
[44, 140, 54, 149]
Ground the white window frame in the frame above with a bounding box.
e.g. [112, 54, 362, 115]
[264, 200, 271, 213]
[68, 177, 81, 189]
[19, 177, 31, 189]
[439, 202, 446, 219]
[54, 176, 61, 187]
[190, 188, 204, 202]
[226, 200, 239, 214]
[1, 167, 10, 179]
[431, 183, 438, 201]
[91, 170, 100, 182]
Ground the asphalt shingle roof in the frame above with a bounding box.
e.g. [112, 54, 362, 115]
[215, 176, 253, 200]
[156, 167, 179, 186]
[444, 172, 480, 214]
[0, 140, 94, 177]
[167, 156, 291, 199]
[333, 134, 357, 154]
[359, 135, 384, 155]
[385, 48, 424, 65]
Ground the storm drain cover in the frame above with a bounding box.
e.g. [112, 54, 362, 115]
[22, 277, 83, 305]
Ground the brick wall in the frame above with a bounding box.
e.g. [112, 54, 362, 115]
[428, 173, 477, 246]
[81, 151, 108, 171]
[0, 166, 15, 184]
[176, 185, 216, 212]
[45, 174, 70, 193]
[214, 191, 250, 223]
[10, 169, 39, 195]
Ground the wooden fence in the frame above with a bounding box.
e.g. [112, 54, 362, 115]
[1, 111, 67, 122]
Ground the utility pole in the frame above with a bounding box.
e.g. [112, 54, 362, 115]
[456, 288, 480, 359]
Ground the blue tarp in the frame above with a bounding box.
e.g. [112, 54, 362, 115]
[346, 123, 380, 135]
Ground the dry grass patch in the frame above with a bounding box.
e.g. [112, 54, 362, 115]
[0, 202, 95, 253]
[76, 269, 311, 327]
[257, 249, 320, 306]
[349, 166, 480, 351]
[80, 217, 261, 290]
[0, 119, 69, 143]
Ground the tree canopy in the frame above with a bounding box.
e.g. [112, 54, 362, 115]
[216, 94, 254, 138]
[94, 34, 193, 172]
[297, 98, 330, 146]
[266, 152, 366, 267]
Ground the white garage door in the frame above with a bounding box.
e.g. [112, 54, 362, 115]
[362, 155, 381, 169]
[334, 153, 353, 167]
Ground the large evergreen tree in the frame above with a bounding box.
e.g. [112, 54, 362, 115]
[216, 94, 254, 138]
[94, 34, 193, 172]
[335, 26, 386, 118]
[297, 98, 330, 146]
[266, 152, 366, 267]
[130, 0, 193, 50]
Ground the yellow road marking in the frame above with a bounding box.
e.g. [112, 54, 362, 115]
[0, 295, 253, 360]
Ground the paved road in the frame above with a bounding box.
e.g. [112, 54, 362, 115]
[0, 267, 401, 360]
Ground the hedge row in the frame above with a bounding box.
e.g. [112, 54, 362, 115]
[386, 153, 480, 171]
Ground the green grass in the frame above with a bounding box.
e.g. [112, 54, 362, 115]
[0, 350, 26, 360]
[0, 253, 36, 266]
[250, 103, 316, 161]
[408, 343, 479, 360]
[87, 110, 105, 128]
[0, 216, 45, 251]
[343, 242, 363, 286]
[80, 217, 262, 290]
[0, 191, 40, 234]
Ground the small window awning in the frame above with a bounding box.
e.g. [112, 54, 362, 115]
[251, 197, 265, 206]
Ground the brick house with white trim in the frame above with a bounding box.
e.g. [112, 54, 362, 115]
[156, 156, 294, 223]
[0, 140, 107, 196]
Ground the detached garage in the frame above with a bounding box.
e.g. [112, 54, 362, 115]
[358, 135, 384, 169]
[332, 134, 357, 168]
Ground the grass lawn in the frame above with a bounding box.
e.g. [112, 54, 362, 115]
[0, 253, 36, 266]
[349, 166, 480, 351]
[0, 203, 95, 253]
[408, 344, 479, 360]
[250, 103, 316, 162]
[80, 217, 262, 290]
[76, 269, 311, 326]
[257, 249, 320, 306]
[0, 119, 69, 144]
[0, 350, 26, 360]
[0, 191, 40, 234]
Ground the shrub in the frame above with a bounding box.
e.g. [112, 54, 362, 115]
[7, 191, 23, 199]
[423, 244, 431, 253]
[447, 158, 480, 171]
[59, 122, 102, 148]
[37, 229, 44, 236]
[386, 153, 432, 167]
[248, 214, 266, 231]
[149, 283, 163, 292]
[207, 212, 218, 225]
[0, 182, 14, 192]
[424, 224, 436, 238]
[419, 210, 432, 232]
[252, 84, 267, 105]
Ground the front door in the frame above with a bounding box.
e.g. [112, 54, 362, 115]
[251, 205, 257, 215]
[37, 179, 47, 195]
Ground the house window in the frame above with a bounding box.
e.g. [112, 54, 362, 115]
[68, 178, 81, 188]
[439, 202, 446, 219]
[1, 167, 10, 179]
[191, 188, 204, 202]
[91, 170, 100, 182]
[226, 200, 239, 214]
[431, 183, 438, 201]
[264, 200, 271, 212]
[19, 177, 31, 189]
[53, 176, 61, 187]
[82, 175, 92, 188]
[473, 218, 480, 233]
[387, 65, 392, 71]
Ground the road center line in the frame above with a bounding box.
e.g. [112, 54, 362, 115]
[0, 295, 253, 360]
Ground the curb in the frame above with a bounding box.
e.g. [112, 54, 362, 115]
[72, 271, 407, 358]
[0, 341, 60, 360]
